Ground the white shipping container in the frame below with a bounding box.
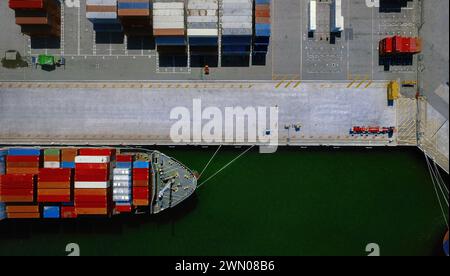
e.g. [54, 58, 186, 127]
[74, 182, 110, 189]
[154, 2, 184, 10]
[113, 168, 131, 175]
[187, 29, 218, 36]
[75, 156, 110, 163]
[113, 181, 132, 188]
[113, 175, 131, 181]
[44, 162, 60, 168]
[153, 21, 185, 29]
[113, 195, 131, 202]
[113, 188, 132, 195]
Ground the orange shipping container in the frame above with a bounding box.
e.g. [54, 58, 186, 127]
[76, 208, 108, 215]
[7, 168, 39, 174]
[7, 213, 41, 219]
[44, 155, 60, 162]
[0, 195, 34, 202]
[86, 5, 117, 12]
[6, 162, 39, 168]
[118, 9, 151, 17]
[133, 199, 149, 206]
[6, 205, 39, 213]
[61, 148, 78, 162]
[15, 17, 49, 25]
[38, 181, 71, 189]
[154, 29, 185, 36]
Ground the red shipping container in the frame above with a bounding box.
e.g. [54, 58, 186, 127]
[38, 195, 71, 203]
[75, 169, 109, 182]
[39, 168, 71, 175]
[9, 0, 45, 10]
[6, 156, 40, 162]
[0, 175, 34, 189]
[61, 206, 77, 218]
[75, 163, 109, 170]
[115, 205, 132, 213]
[133, 180, 148, 187]
[0, 195, 34, 202]
[0, 189, 34, 196]
[74, 175, 109, 182]
[74, 195, 108, 203]
[133, 187, 149, 199]
[78, 148, 115, 156]
[75, 202, 108, 208]
[116, 155, 133, 162]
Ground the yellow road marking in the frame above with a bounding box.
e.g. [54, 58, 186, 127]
[284, 80, 293, 88]
[364, 80, 373, 89]
[347, 75, 359, 88]
[275, 79, 285, 89]
[355, 75, 369, 88]
[293, 81, 302, 88]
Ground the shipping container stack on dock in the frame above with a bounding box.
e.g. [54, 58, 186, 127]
[253, 0, 271, 61]
[220, 0, 253, 63]
[153, 1, 187, 62]
[9, 0, 61, 37]
[113, 155, 133, 213]
[133, 161, 151, 207]
[187, 0, 219, 66]
[118, 0, 153, 37]
[74, 149, 115, 216]
[86, 0, 123, 35]
[0, 150, 6, 221]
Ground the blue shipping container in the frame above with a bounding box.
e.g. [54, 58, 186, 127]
[189, 37, 218, 46]
[118, 2, 151, 9]
[116, 162, 133, 169]
[7, 148, 41, 156]
[94, 23, 123, 32]
[155, 37, 186, 46]
[61, 162, 75, 169]
[222, 36, 252, 45]
[43, 206, 60, 219]
[133, 161, 150, 169]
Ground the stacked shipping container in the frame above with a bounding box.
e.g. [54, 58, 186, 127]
[43, 148, 60, 168]
[132, 161, 151, 206]
[153, 1, 186, 55]
[118, 0, 153, 36]
[221, 0, 253, 56]
[6, 148, 40, 175]
[9, 0, 61, 37]
[0, 150, 5, 221]
[37, 168, 71, 203]
[187, 0, 219, 58]
[74, 149, 114, 215]
[0, 174, 35, 204]
[253, 0, 270, 57]
[61, 148, 78, 169]
[86, 0, 123, 33]
[113, 155, 133, 213]
[6, 205, 40, 219]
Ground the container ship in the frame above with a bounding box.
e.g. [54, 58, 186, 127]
[0, 147, 197, 220]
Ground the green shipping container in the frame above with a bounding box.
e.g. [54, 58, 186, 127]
[44, 149, 60, 156]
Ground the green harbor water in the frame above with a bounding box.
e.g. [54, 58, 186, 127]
[0, 146, 448, 256]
